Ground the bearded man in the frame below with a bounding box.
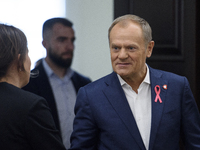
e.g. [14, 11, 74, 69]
[23, 18, 91, 149]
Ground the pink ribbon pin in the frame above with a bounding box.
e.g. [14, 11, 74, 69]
[154, 85, 162, 103]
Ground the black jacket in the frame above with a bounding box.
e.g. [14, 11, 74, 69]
[23, 62, 91, 131]
[0, 82, 66, 150]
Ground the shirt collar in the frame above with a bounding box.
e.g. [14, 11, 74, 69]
[42, 59, 74, 79]
[117, 64, 150, 86]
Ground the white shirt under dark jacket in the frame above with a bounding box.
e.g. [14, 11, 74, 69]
[43, 59, 76, 149]
[117, 66, 151, 150]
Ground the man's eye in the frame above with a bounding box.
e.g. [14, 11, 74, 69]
[59, 40, 64, 42]
[57, 37, 66, 42]
[129, 47, 136, 51]
[113, 47, 119, 50]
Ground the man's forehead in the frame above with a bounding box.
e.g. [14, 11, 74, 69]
[52, 24, 74, 37]
[52, 23, 73, 31]
[111, 22, 142, 36]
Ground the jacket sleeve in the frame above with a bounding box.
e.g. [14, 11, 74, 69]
[69, 87, 98, 150]
[181, 77, 200, 149]
[25, 98, 66, 150]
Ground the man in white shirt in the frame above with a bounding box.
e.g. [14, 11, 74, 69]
[23, 18, 91, 149]
[70, 14, 200, 150]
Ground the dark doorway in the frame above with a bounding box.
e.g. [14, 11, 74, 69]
[114, 0, 200, 111]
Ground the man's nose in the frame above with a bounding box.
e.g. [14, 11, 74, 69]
[118, 48, 128, 59]
[65, 41, 74, 50]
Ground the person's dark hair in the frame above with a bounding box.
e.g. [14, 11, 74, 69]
[42, 17, 73, 40]
[0, 24, 27, 78]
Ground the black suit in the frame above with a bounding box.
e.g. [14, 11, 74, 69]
[23, 62, 91, 131]
[0, 82, 66, 150]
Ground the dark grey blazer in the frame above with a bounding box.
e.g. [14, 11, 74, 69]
[0, 82, 66, 150]
[23, 62, 91, 131]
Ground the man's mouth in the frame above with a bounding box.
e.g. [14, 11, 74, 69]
[117, 62, 130, 67]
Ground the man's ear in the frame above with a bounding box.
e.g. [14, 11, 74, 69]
[146, 41, 154, 58]
[42, 40, 47, 49]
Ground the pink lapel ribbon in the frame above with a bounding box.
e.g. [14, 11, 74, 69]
[154, 85, 162, 103]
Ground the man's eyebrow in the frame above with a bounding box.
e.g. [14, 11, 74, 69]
[56, 36, 76, 43]
[57, 36, 67, 39]
[111, 43, 118, 47]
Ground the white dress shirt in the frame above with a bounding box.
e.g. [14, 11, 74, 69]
[43, 59, 76, 149]
[117, 66, 151, 150]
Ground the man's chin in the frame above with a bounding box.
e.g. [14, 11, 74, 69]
[115, 71, 128, 77]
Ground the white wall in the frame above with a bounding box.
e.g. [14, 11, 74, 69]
[0, 0, 66, 70]
[66, 0, 114, 81]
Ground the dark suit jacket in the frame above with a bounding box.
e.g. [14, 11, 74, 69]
[70, 67, 200, 150]
[0, 82, 66, 150]
[23, 62, 91, 131]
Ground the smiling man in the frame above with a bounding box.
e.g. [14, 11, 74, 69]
[69, 14, 200, 150]
[109, 19, 154, 93]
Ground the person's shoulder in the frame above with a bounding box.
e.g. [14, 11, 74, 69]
[21, 88, 43, 99]
[20, 88, 48, 110]
[81, 73, 112, 90]
[149, 67, 187, 82]
[73, 71, 91, 83]
[3, 83, 46, 108]
[17, 87, 46, 106]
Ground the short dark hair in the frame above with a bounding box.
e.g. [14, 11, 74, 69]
[0, 24, 27, 78]
[42, 17, 73, 40]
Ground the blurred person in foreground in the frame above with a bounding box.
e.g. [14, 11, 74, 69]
[0, 24, 66, 150]
[23, 17, 91, 149]
[70, 14, 200, 150]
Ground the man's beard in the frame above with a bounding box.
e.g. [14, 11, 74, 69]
[48, 47, 73, 68]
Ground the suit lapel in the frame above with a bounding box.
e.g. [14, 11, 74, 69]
[148, 67, 168, 150]
[102, 72, 146, 150]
